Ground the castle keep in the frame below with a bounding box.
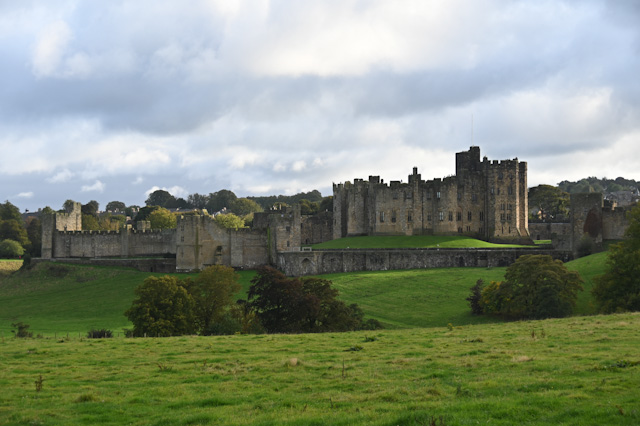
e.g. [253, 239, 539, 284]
[333, 147, 530, 242]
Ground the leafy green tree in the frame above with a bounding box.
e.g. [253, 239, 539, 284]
[0, 201, 22, 222]
[187, 193, 209, 209]
[528, 185, 569, 222]
[81, 214, 101, 231]
[134, 206, 159, 223]
[0, 239, 25, 258]
[214, 213, 245, 230]
[247, 266, 370, 333]
[82, 200, 100, 217]
[188, 265, 242, 334]
[125, 276, 197, 337]
[299, 199, 320, 215]
[148, 208, 177, 229]
[466, 279, 485, 315]
[231, 198, 263, 216]
[593, 204, 640, 313]
[206, 190, 237, 213]
[0, 219, 29, 247]
[145, 190, 177, 208]
[480, 255, 583, 319]
[106, 201, 126, 212]
[319, 196, 333, 213]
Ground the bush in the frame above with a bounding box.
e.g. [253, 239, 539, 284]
[480, 255, 583, 319]
[466, 279, 484, 315]
[87, 329, 113, 339]
[0, 239, 24, 258]
[11, 322, 33, 338]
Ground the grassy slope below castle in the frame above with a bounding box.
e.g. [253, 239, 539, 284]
[2, 313, 639, 425]
[0, 252, 607, 336]
[311, 235, 538, 249]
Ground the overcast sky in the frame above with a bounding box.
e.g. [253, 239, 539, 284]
[2, 0, 640, 212]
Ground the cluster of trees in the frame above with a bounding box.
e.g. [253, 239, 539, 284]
[0, 201, 39, 258]
[126, 265, 381, 337]
[592, 203, 640, 313]
[467, 255, 584, 320]
[558, 177, 640, 194]
[528, 185, 570, 222]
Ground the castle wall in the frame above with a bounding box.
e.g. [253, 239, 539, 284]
[277, 248, 572, 276]
[602, 207, 630, 240]
[176, 214, 269, 271]
[300, 212, 333, 245]
[51, 229, 176, 258]
[570, 193, 604, 254]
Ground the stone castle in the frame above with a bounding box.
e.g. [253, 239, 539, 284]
[333, 146, 529, 242]
[40, 146, 629, 274]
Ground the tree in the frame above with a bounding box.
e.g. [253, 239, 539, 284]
[148, 208, 177, 229]
[188, 265, 242, 334]
[214, 213, 244, 230]
[592, 203, 640, 313]
[466, 279, 485, 315]
[299, 199, 319, 215]
[187, 193, 209, 209]
[247, 266, 370, 333]
[528, 185, 569, 222]
[231, 198, 263, 216]
[0, 201, 22, 222]
[480, 255, 583, 319]
[134, 206, 159, 223]
[125, 276, 197, 337]
[0, 219, 29, 247]
[106, 201, 126, 212]
[25, 217, 41, 257]
[82, 200, 99, 217]
[82, 214, 101, 231]
[206, 190, 237, 213]
[0, 239, 25, 258]
[146, 190, 177, 208]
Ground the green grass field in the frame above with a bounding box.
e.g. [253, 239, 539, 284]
[1, 251, 635, 425]
[311, 235, 536, 249]
[1, 313, 638, 425]
[0, 251, 608, 336]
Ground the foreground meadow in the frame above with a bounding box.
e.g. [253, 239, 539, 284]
[1, 312, 639, 425]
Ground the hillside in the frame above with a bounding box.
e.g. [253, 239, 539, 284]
[1, 313, 639, 425]
[0, 252, 607, 336]
[311, 235, 537, 249]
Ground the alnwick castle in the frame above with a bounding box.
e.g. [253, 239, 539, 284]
[40, 147, 631, 275]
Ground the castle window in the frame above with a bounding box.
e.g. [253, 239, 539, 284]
[448, 212, 453, 221]
[507, 204, 512, 211]
[458, 227, 462, 233]
[286, 226, 291, 232]
[457, 192, 461, 201]
[287, 241, 290, 247]
[466, 226, 471, 232]
[180, 236, 184, 242]
[393, 192, 398, 200]
[436, 191, 441, 199]
[407, 212, 413, 222]
[498, 171, 504, 180]
[507, 213, 512, 221]
[380, 212, 385, 223]
[456, 212, 461, 221]
[497, 188, 501, 195]
[472, 194, 478, 203]
[427, 192, 432, 200]
[439, 212, 444, 221]
[467, 211, 472, 221]
[406, 191, 412, 199]
[501, 203, 505, 210]
[508, 186, 513, 195]
[479, 211, 484, 222]
[490, 187, 494, 195]
[500, 213, 506, 221]
[391, 211, 397, 223]
[427, 213, 432, 221]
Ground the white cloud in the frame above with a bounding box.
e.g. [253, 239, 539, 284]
[81, 180, 105, 193]
[16, 192, 34, 199]
[291, 160, 307, 172]
[47, 169, 75, 183]
[31, 20, 72, 77]
[144, 185, 189, 199]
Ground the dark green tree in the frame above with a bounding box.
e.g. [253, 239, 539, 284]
[480, 255, 583, 319]
[106, 201, 126, 212]
[0, 219, 29, 247]
[206, 190, 237, 213]
[466, 279, 485, 315]
[299, 199, 319, 215]
[528, 185, 569, 222]
[247, 266, 370, 333]
[592, 204, 640, 313]
[188, 265, 242, 333]
[231, 198, 263, 216]
[145, 190, 177, 208]
[0, 201, 22, 222]
[187, 193, 209, 209]
[81, 200, 99, 217]
[25, 217, 41, 257]
[125, 276, 197, 337]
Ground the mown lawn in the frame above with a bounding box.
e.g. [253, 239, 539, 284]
[311, 235, 536, 249]
[1, 313, 639, 425]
